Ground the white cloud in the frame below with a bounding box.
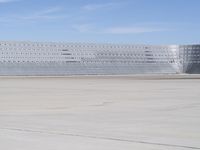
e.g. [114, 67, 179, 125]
[0, 0, 20, 3]
[36, 7, 62, 15]
[104, 27, 167, 34]
[73, 24, 168, 34]
[0, 7, 68, 23]
[19, 7, 67, 20]
[72, 24, 95, 33]
[82, 2, 122, 11]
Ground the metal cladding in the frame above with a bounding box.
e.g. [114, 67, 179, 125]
[0, 41, 200, 75]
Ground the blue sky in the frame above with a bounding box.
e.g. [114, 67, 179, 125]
[0, 0, 200, 44]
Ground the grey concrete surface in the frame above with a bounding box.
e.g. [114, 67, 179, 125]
[0, 76, 200, 150]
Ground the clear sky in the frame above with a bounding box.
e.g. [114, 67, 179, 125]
[0, 0, 200, 44]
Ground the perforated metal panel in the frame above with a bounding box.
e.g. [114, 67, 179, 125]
[179, 45, 200, 73]
[0, 41, 199, 75]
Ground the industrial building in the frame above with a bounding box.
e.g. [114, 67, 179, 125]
[0, 41, 199, 75]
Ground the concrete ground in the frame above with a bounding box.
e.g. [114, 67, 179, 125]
[0, 76, 200, 150]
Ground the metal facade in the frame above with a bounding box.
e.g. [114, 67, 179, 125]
[0, 41, 199, 75]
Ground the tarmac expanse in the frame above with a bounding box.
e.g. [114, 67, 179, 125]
[0, 75, 200, 150]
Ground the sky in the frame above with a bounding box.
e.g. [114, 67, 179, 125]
[0, 0, 200, 44]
